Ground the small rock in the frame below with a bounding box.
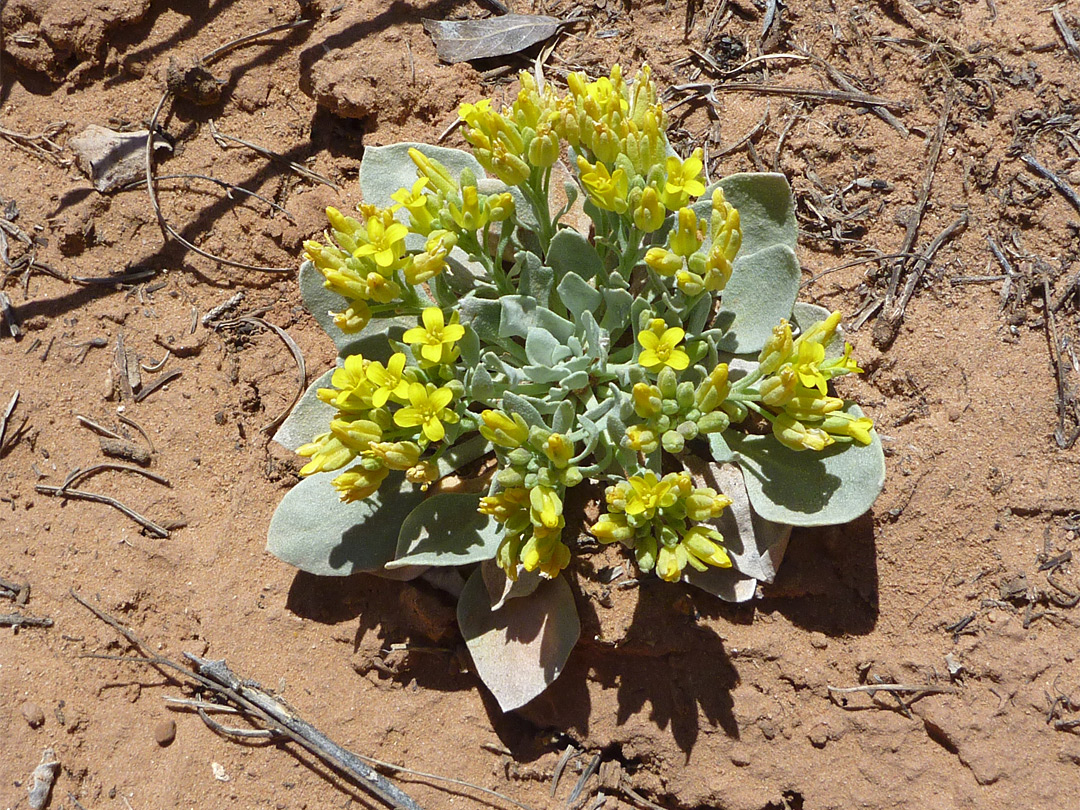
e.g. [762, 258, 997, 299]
[810, 632, 828, 650]
[21, 701, 46, 729]
[211, 761, 230, 782]
[808, 723, 829, 748]
[154, 719, 176, 746]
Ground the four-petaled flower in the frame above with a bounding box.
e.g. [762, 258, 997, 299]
[354, 215, 408, 269]
[393, 382, 457, 443]
[403, 308, 466, 364]
[637, 319, 690, 372]
[660, 148, 706, 210]
[366, 353, 410, 407]
[624, 472, 678, 519]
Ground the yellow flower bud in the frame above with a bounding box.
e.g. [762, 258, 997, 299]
[479, 409, 530, 448]
[332, 464, 389, 503]
[645, 247, 682, 277]
[633, 185, 666, 233]
[772, 413, 834, 452]
[669, 207, 703, 258]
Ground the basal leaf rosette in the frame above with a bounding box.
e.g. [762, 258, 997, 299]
[267, 64, 885, 711]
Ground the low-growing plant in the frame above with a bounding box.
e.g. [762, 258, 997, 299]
[268, 65, 885, 711]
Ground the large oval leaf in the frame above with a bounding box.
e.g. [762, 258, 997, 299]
[267, 471, 425, 576]
[457, 568, 580, 712]
[360, 143, 484, 213]
[387, 493, 502, 568]
[710, 405, 885, 526]
[714, 244, 801, 354]
[715, 172, 797, 256]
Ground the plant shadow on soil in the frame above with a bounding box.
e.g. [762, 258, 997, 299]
[284, 511, 876, 759]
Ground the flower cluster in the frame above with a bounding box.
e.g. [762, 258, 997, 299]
[296, 307, 466, 500]
[590, 472, 733, 582]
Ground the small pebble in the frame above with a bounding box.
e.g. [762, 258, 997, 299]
[154, 719, 176, 746]
[21, 701, 46, 729]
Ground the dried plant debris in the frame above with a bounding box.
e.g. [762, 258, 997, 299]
[423, 14, 564, 63]
[69, 125, 172, 193]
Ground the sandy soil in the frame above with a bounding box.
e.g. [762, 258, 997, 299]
[3, 1, 1080, 808]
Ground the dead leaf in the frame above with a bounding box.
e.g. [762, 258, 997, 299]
[69, 125, 172, 193]
[422, 14, 563, 64]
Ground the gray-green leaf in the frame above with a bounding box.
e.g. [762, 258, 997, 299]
[387, 494, 502, 568]
[457, 568, 580, 711]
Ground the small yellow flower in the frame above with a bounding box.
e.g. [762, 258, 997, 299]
[794, 340, 829, 395]
[405, 460, 440, 489]
[478, 487, 529, 523]
[393, 382, 457, 443]
[403, 308, 466, 364]
[644, 247, 682, 277]
[638, 319, 690, 372]
[365, 353, 410, 407]
[684, 488, 733, 522]
[669, 207, 702, 258]
[821, 412, 876, 445]
[366, 440, 422, 471]
[448, 184, 490, 232]
[529, 485, 564, 530]
[633, 185, 666, 233]
[479, 409, 530, 448]
[408, 148, 457, 195]
[332, 465, 389, 503]
[297, 432, 354, 476]
[624, 472, 678, 519]
[624, 424, 659, 453]
[660, 148, 706, 211]
[656, 543, 689, 582]
[520, 525, 571, 579]
[588, 513, 634, 544]
[576, 156, 629, 214]
[391, 178, 435, 236]
[681, 526, 732, 570]
[772, 413, 834, 452]
[354, 214, 408, 269]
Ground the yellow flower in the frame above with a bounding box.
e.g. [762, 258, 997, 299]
[366, 440, 422, 470]
[541, 433, 574, 469]
[669, 207, 702, 258]
[354, 214, 408, 269]
[576, 156, 629, 214]
[644, 247, 682, 277]
[681, 526, 732, 570]
[772, 413, 834, 452]
[589, 513, 634, 544]
[405, 230, 455, 286]
[405, 460, 440, 489]
[364, 272, 400, 304]
[329, 417, 383, 452]
[624, 472, 678, 519]
[624, 424, 659, 453]
[448, 184, 489, 232]
[403, 307, 466, 364]
[638, 319, 690, 372]
[521, 525, 571, 579]
[632, 382, 663, 419]
[297, 432, 354, 476]
[332, 464, 389, 503]
[479, 409, 530, 448]
[408, 148, 457, 195]
[656, 543, 689, 582]
[684, 488, 733, 521]
[478, 487, 529, 523]
[794, 340, 829, 395]
[633, 185, 666, 232]
[391, 178, 435, 236]
[758, 319, 794, 375]
[821, 412, 876, 445]
[326, 354, 374, 411]
[529, 485, 563, 529]
[366, 353, 410, 407]
[694, 363, 730, 412]
[660, 148, 705, 210]
[393, 382, 457, 443]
